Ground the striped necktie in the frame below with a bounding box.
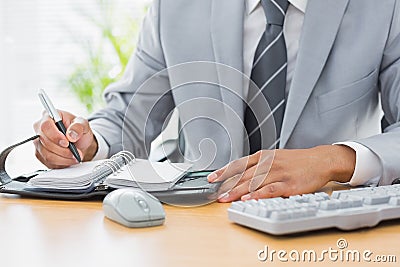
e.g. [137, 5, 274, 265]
[245, 0, 289, 154]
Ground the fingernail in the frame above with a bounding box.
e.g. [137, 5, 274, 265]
[68, 130, 78, 141]
[241, 194, 251, 201]
[207, 172, 218, 182]
[59, 139, 69, 147]
[218, 192, 229, 201]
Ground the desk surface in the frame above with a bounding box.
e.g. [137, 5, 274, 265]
[1, 183, 399, 267]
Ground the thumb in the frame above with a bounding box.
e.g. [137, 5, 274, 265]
[66, 117, 90, 142]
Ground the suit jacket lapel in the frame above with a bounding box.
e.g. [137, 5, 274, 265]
[280, 0, 349, 147]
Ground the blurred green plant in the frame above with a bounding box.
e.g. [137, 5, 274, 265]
[65, 0, 146, 112]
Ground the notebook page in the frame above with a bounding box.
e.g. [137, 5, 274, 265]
[28, 160, 107, 189]
[105, 159, 192, 190]
[33, 161, 103, 179]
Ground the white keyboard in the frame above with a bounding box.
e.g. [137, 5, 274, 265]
[228, 184, 400, 235]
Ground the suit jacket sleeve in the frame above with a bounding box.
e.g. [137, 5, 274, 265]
[354, 1, 400, 185]
[87, 0, 174, 158]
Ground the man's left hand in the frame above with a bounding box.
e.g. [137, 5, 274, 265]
[207, 145, 356, 202]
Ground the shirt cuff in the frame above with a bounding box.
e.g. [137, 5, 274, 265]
[91, 129, 109, 161]
[334, 142, 382, 187]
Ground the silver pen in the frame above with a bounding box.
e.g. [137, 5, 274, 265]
[38, 89, 81, 162]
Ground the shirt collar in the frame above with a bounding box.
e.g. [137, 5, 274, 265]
[246, 0, 308, 15]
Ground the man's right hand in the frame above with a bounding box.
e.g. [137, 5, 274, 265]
[33, 110, 98, 169]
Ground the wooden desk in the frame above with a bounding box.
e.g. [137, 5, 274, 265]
[1, 184, 399, 267]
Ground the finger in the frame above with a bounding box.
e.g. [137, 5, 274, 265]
[38, 134, 76, 160]
[248, 150, 282, 192]
[235, 158, 270, 188]
[208, 152, 260, 183]
[34, 140, 71, 169]
[218, 179, 251, 203]
[217, 174, 242, 196]
[217, 168, 264, 200]
[35, 114, 70, 148]
[36, 138, 78, 164]
[207, 155, 252, 182]
[58, 110, 77, 128]
[207, 162, 234, 182]
[249, 174, 269, 193]
[39, 109, 75, 128]
[249, 165, 285, 192]
[34, 139, 78, 168]
[241, 181, 287, 201]
[224, 165, 259, 191]
[66, 117, 90, 142]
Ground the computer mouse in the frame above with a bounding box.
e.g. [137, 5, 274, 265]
[103, 188, 165, 228]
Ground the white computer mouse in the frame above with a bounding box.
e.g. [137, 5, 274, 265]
[103, 188, 165, 228]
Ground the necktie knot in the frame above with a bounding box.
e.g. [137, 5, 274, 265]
[261, 0, 289, 26]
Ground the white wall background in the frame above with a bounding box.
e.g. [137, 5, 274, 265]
[0, 0, 149, 176]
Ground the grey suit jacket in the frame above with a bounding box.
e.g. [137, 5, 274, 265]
[89, 0, 400, 185]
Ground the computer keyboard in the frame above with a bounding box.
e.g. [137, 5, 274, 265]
[228, 184, 400, 235]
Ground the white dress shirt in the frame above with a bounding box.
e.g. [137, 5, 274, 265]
[92, 0, 382, 186]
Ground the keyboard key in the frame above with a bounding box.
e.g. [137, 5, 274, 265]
[349, 197, 363, 207]
[338, 195, 363, 208]
[294, 207, 316, 218]
[320, 199, 341, 210]
[387, 191, 400, 197]
[289, 195, 303, 202]
[363, 195, 390, 205]
[269, 198, 287, 205]
[247, 199, 258, 205]
[270, 210, 290, 221]
[244, 204, 259, 216]
[230, 202, 245, 212]
[330, 191, 342, 199]
[338, 200, 352, 209]
[305, 207, 317, 217]
[257, 206, 269, 217]
[291, 209, 305, 219]
[389, 197, 400, 206]
[314, 192, 330, 201]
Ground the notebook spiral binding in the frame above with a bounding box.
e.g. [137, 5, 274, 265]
[110, 151, 136, 168]
[91, 151, 136, 185]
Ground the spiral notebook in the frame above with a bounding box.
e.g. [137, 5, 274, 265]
[27, 151, 193, 193]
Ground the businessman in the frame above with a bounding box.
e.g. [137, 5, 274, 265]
[34, 0, 400, 202]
